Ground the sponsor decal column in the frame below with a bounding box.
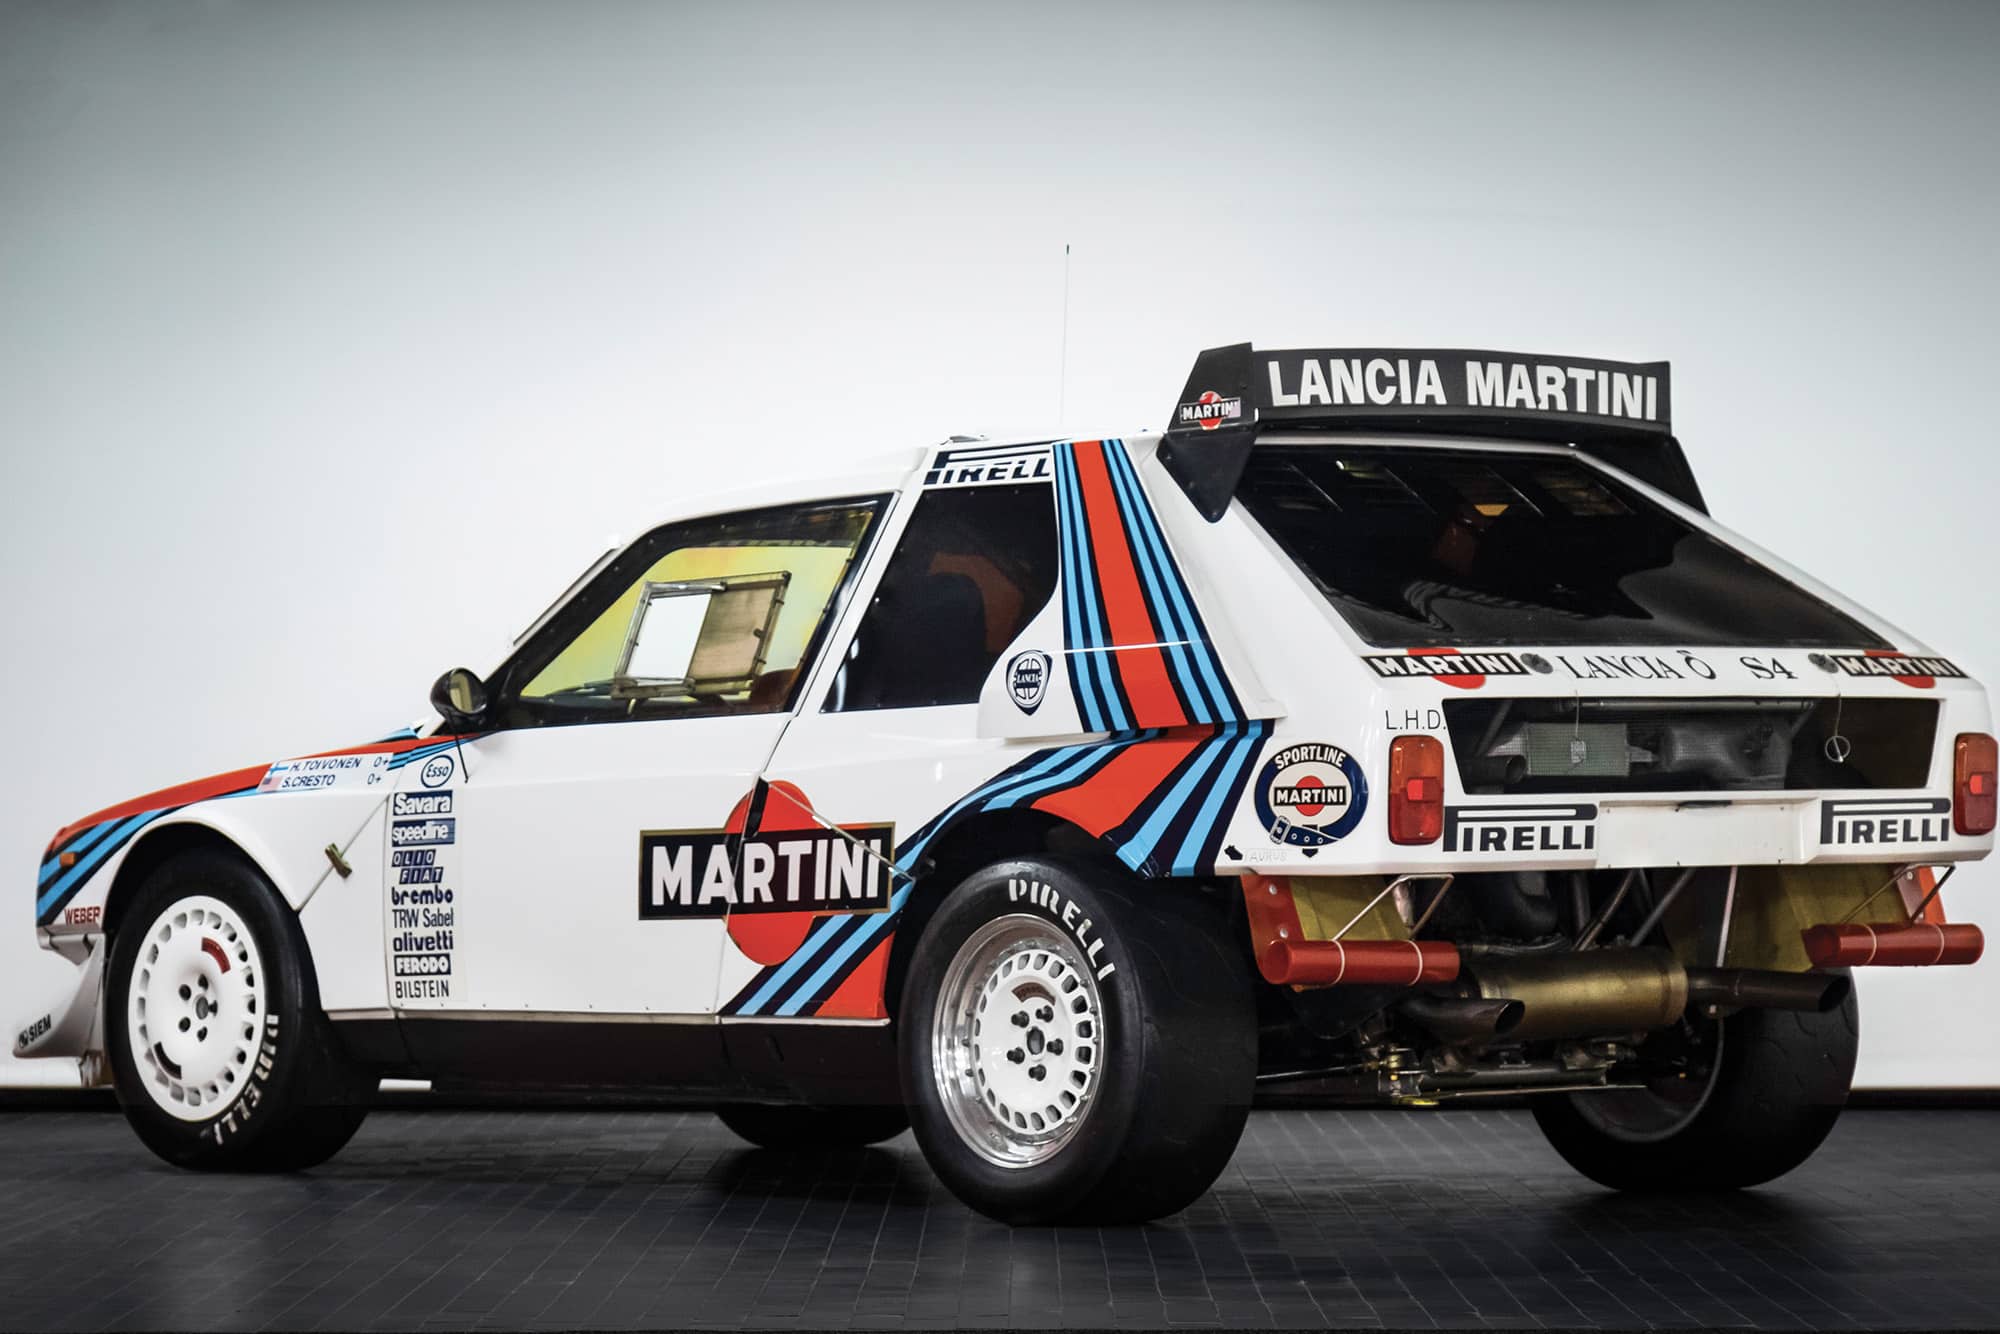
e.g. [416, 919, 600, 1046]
[388, 785, 458, 1004]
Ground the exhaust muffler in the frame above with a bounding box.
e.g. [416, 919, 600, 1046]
[1462, 947, 1688, 1041]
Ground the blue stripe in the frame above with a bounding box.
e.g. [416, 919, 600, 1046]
[36, 810, 165, 919]
[1100, 439, 1217, 724]
[733, 742, 1105, 1015]
[1170, 723, 1267, 874]
[1057, 444, 1130, 733]
[38, 819, 120, 887]
[386, 741, 459, 770]
[758, 740, 1138, 1016]
[1104, 441, 1237, 721]
[1052, 444, 1104, 732]
[773, 882, 912, 1016]
[1116, 733, 1231, 872]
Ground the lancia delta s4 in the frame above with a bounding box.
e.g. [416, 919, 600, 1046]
[19, 344, 1992, 1223]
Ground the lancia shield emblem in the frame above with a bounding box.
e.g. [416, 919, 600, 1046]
[1007, 650, 1052, 714]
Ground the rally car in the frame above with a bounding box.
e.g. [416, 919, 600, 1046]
[18, 343, 1993, 1223]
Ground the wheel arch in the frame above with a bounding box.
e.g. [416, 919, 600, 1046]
[883, 806, 1230, 1019]
[101, 821, 326, 1011]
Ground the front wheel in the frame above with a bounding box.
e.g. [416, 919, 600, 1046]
[1532, 981, 1859, 1191]
[105, 850, 371, 1171]
[899, 857, 1255, 1224]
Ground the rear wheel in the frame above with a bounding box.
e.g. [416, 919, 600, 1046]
[715, 1103, 908, 1148]
[105, 850, 370, 1171]
[899, 857, 1255, 1224]
[1532, 982, 1859, 1190]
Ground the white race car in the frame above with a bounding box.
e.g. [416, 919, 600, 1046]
[19, 344, 1993, 1223]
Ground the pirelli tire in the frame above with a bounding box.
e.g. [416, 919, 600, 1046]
[899, 856, 1256, 1225]
[105, 849, 371, 1172]
[715, 1103, 910, 1149]
[1531, 980, 1859, 1191]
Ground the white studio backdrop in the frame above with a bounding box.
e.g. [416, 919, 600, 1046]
[3, 0, 1995, 1088]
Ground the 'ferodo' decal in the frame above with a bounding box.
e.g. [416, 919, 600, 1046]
[1254, 742, 1369, 852]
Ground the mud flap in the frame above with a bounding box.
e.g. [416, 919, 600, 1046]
[13, 937, 107, 1080]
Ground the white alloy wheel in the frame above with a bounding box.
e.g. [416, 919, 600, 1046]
[124, 895, 268, 1122]
[931, 913, 1104, 1169]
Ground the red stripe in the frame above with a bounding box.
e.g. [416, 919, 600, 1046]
[1033, 732, 1206, 836]
[815, 936, 893, 1019]
[1071, 441, 1186, 728]
[46, 733, 456, 851]
[49, 762, 272, 849]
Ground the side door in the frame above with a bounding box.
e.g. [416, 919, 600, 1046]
[388, 496, 887, 1075]
[714, 477, 1063, 1032]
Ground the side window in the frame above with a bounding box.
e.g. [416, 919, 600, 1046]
[493, 498, 884, 727]
[830, 483, 1058, 711]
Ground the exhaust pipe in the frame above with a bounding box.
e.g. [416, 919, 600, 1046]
[1685, 967, 1851, 1013]
[1399, 995, 1525, 1042]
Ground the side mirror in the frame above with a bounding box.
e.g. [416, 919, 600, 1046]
[430, 667, 489, 729]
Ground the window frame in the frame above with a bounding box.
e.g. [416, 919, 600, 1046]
[485, 494, 892, 730]
[1233, 438, 1888, 651]
[821, 480, 1062, 715]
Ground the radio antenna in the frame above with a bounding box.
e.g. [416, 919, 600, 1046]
[1057, 243, 1071, 428]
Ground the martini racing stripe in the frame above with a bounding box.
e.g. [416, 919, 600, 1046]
[1053, 439, 1243, 733]
[1099, 438, 1242, 723]
[723, 721, 1267, 1018]
[34, 733, 473, 926]
[724, 738, 1132, 1018]
[36, 784, 262, 924]
[1054, 443, 1128, 734]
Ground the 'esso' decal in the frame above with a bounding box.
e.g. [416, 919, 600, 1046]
[419, 754, 455, 788]
[1254, 742, 1369, 850]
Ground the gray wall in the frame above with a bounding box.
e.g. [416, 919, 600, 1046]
[4, 0, 1995, 1086]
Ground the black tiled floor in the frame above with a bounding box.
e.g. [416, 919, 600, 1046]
[1, 1107, 1996, 1330]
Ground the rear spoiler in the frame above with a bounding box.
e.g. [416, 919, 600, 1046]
[1157, 343, 1706, 520]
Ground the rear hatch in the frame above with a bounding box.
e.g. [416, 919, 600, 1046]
[1236, 439, 1974, 865]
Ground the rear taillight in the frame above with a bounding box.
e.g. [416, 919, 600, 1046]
[1388, 734, 1445, 844]
[1955, 732, 1997, 836]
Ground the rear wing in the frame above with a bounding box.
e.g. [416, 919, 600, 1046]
[1157, 343, 1706, 520]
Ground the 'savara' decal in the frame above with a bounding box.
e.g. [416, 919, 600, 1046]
[1054, 439, 1244, 731]
[35, 734, 476, 926]
[721, 719, 1269, 1020]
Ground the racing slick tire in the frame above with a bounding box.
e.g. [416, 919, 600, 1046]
[715, 1103, 909, 1149]
[105, 850, 371, 1172]
[899, 856, 1255, 1225]
[1531, 980, 1859, 1191]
